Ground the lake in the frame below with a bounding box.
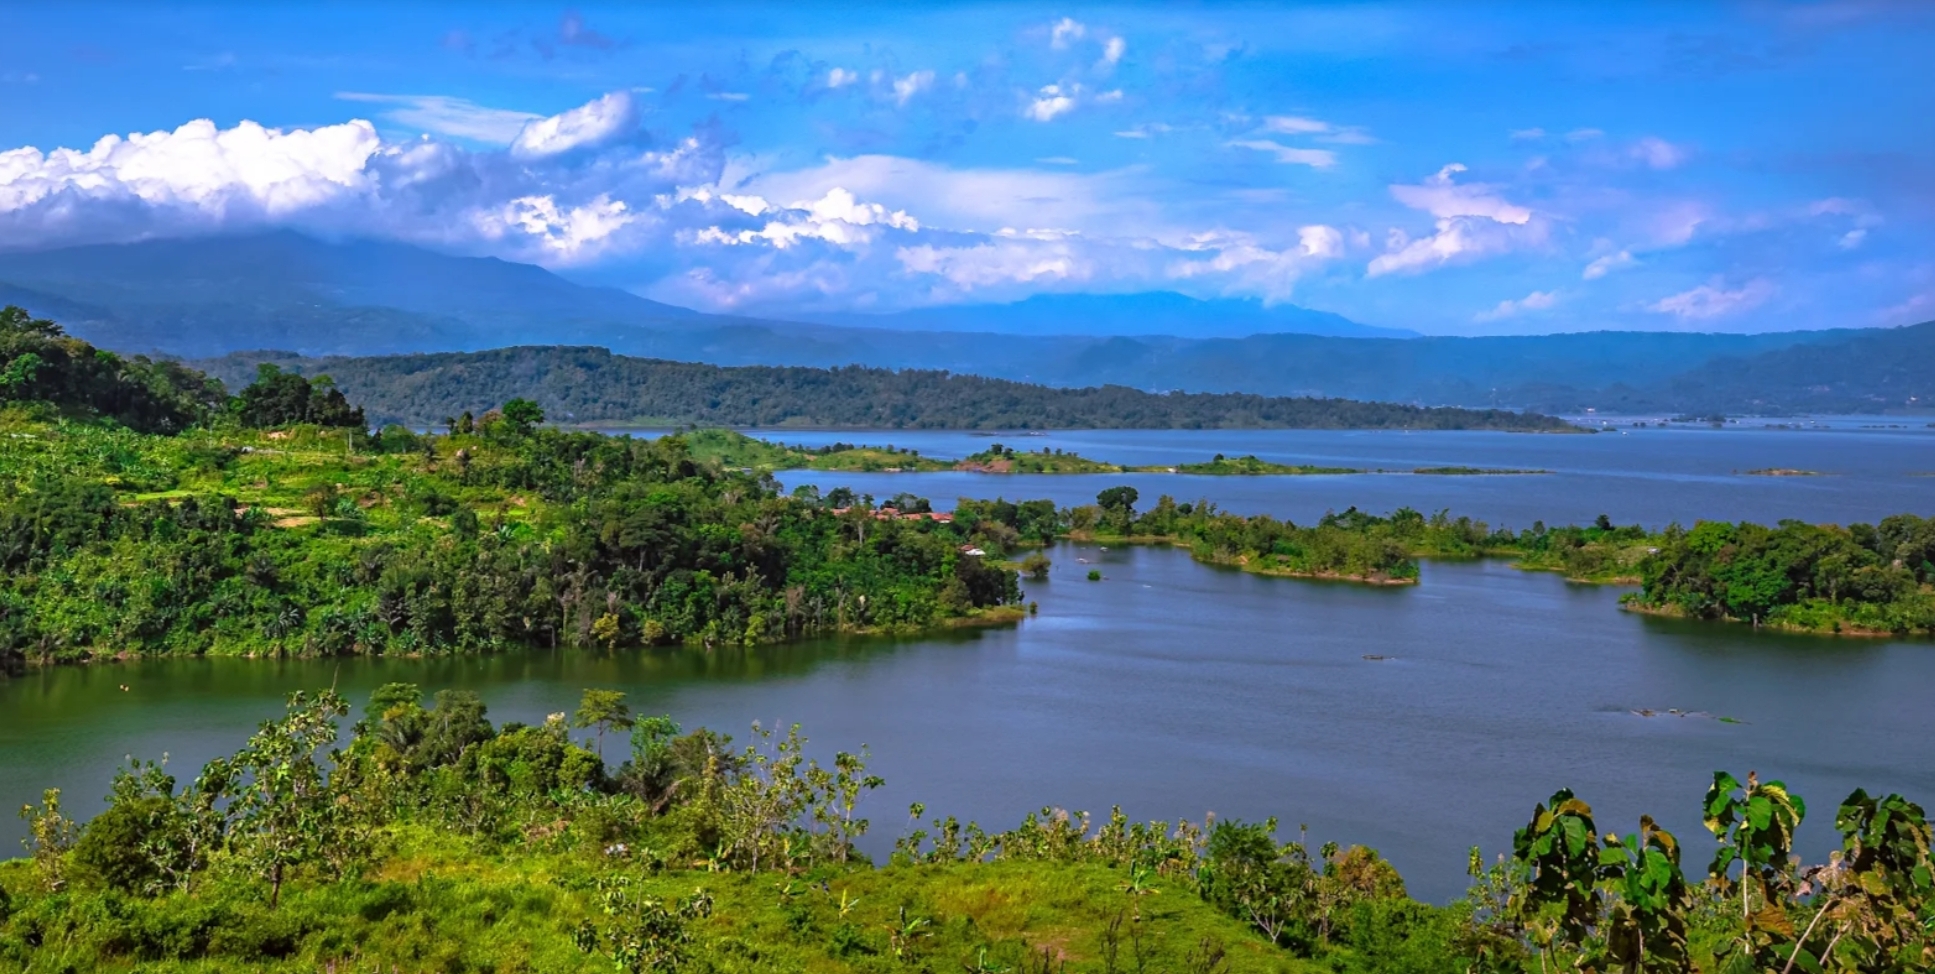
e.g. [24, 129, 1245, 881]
[732, 421, 1935, 528]
[5, 425, 1933, 902]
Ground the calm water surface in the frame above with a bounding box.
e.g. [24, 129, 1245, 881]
[6, 543, 1931, 901]
[732, 422, 1935, 528]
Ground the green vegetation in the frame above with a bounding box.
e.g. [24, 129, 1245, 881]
[660, 432, 1554, 479]
[192, 346, 1580, 431]
[4, 685, 1932, 972]
[1631, 516, 1935, 634]
[960, 443, 1124, 474]
[0, 313, 1024, 668]
[0, 305, 225, 434]
[1171, 454, 1360, 476]
[678, 429, 949, 474]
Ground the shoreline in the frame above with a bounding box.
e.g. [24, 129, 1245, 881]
[4, 604, 1035, 672]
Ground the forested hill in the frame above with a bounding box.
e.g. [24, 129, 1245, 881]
[192, 346, 1576, 431]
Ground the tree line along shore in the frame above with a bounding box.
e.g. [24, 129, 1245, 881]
[2, 304, 1932, 670]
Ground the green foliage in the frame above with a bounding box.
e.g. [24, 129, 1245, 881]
[4, 685, 1935, 972]
[232, 364, 365, 429]
[0, 306, 222, 432]
[0, 417, 1024, 662]
[1173, 454, 1359, 475]
[191, 345, 1580, 430]
[1636, 516, 1935, 634]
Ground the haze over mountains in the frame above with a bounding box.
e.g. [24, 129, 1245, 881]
[1, 231, 1928, 416]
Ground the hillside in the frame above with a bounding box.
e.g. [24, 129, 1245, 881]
[190, 346, 1578, 431]
[1, 232, 1901, 412]
[792, 290, 1414, 339]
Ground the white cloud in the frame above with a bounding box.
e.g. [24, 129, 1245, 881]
[1025, 84, 1079, 122]
[1262, 116, 1330, 135]
[1583, 250, 1636, 279]
[1164, 226, 1343, 301]
[1474, 289, 1558, 322]
[0, 92, 727, 260]
[511, 91, 638, 158]
[1838, 228, 1868, 249]
[1037, 156, 1079, 165]
[729, 154, 1168, 243]
[1050, 17, 1087, 49]
[1226, 139, 1338, 168]
[707, 92, 750, 102]
[477, 194, 633, 261]
[1367, 165, 1540, 277]
[1630, 136, 1686, 170]
[1298, 225, 1345, 258]
[1388, 164, 1531, 224]
[1260, 115, 1373, 145]
[1101, 36, 1126, 65]
[0, 117, 382, 240]
[1646, 278, 1775, 320]
[333, 93, 542, 144]
[1566, 128, 1605, 142]
[899, 239, 1085, 289]
[1509, 127, 1546, 141]
[827, 67, 859, 88]
[892, 70, 934, 107]
[1114, 122, 1171, 139]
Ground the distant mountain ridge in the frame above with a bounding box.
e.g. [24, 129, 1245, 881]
[790, 291, 1415, 339]
[1, 230, 1926, 415]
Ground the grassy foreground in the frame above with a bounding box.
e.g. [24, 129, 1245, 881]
[3, 685, 1930, 974]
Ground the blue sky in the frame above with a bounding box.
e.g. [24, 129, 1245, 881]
[1, 2, 1932, 336]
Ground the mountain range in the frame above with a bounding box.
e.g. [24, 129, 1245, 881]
[1, 230, 1928, 415]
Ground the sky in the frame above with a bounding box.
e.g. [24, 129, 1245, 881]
[1, 2, 1933, 336]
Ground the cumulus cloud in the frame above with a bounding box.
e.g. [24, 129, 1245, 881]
[1025, 84, 1079, 122]
[0, 117, 383, 245]
[892, 71, 934, 107]
[1366, 164, 1541, 277]
[1163, 226, 1344, 301]
[1583, 249, 1636, 279]
[827, 67, 859, 88]
[1646, 278, 1775, 320]
[0, 92, 724, 263]
[511, 91, 639, 158]
[1226, 139, 1337, 168]
[1388, 164, 1531, 224]
[1474, 289, 1558, 322]
[1101, 36, 1126, 65]
[335, 93, 541, 143]
[478, 194, 633, 258]
[1050, 17, 1087, 49]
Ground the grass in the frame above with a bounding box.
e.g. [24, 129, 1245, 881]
[0, 826, 1320, 974]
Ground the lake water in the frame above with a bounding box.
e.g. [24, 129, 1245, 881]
[5, 425, 1934, 902]
[732, 421, 1935, 528]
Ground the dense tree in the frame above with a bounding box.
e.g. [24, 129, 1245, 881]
[232, 363, 365, 429]
[0, 305, 223, 432]
[191, 346, 1576, 431]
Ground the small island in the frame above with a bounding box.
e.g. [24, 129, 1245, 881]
[1741, 468, 1827, 477]
[1164, 453, 1361, 475]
